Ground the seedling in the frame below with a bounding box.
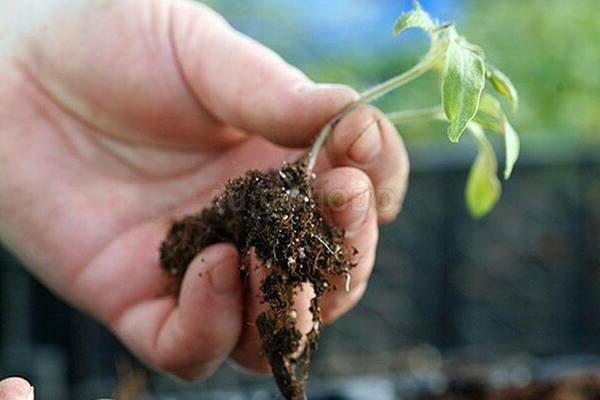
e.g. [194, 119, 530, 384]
[159, 3, 520, 399]
[308, 1, 520, 218]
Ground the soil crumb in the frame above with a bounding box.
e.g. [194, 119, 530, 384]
[160, 157, 355, 399]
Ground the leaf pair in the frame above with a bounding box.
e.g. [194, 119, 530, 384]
[439, 30, 520, 182]
[442, 57, 519, 145]
[392, 1, 522, 217]
[394, 3, 488, 144]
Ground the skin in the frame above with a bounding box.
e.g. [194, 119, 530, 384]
[0, 378, 33, 400]
[0, 0, 409, 382]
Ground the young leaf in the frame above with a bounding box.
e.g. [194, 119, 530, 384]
[442, 30, 486, 143]
[465, 124, 501, 218]
[503, 120, 520, 179]
[473, 94, 520, 179]
[474, 93, 505, 134]
[393, 2, 436, 36]
[488, 65, 519, 112]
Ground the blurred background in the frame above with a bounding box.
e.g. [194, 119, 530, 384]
[1, 0, 599, 398]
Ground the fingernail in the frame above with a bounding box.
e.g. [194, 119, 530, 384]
[27, 386, 34, 400]
[330, 190, 371, 232]
[348, 119, 382, 164]
[204, 254, 240, 295]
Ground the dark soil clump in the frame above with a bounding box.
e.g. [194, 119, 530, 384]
[159, 158, 355, 399]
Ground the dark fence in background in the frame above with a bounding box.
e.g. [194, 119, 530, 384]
[1, 143, 599, 399]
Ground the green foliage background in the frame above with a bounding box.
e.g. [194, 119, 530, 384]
[199, 0, 600, 145]
[466, 0, 600, 142]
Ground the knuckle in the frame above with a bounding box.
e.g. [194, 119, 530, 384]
[330, 106, 378, 154]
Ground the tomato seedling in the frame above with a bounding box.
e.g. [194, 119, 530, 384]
[308, 1, 520, 217]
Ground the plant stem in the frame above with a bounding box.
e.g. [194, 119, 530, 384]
[359, 51, 442, 105]
[306, 49, 443, 172]
[386, 105, 445, 124]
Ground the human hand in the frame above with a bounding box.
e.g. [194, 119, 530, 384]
[0, 377, 33, 400]
[0, 0, 408, 379]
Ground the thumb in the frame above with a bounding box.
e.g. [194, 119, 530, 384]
[0, 378, 34, 400]
[170, 0, 358, 147]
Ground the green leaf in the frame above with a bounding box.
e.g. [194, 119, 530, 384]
[465, 124, 501, 218]
[473, 93, 520, 179]
[442, 29, 486, 143]
[503, 120, 520, 179]
[474, 93, 505, 134]
[393, 2, 436, 36]
[488, 65, 519, 112]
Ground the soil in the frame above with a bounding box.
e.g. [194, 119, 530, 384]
[427, 374, 600, 400]
[159, 157, 355, 400]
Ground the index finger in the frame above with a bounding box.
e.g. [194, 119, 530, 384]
[171, 1, 358, 147]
